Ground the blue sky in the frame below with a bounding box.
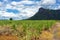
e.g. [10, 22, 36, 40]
[0, 0, 60, 20]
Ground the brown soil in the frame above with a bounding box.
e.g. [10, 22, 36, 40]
[0, 26, 19, 40]
[0, 35, 18, 40]
[51, 22, 60, 40]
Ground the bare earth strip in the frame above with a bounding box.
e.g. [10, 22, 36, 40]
[52, 22, 60, 40]
[0, 35, 18, 40]
[38, 22, 60, 40]
[0, 26, 19, 40]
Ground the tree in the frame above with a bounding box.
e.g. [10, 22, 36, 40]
[10, 18, 13, 20]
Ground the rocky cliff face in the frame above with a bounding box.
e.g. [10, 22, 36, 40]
[28, 8, 60, 20]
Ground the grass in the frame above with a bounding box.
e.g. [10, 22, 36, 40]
[0, 20, 56, 31]
[0, 20, 56, 40]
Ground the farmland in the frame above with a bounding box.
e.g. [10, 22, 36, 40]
[0, 20, 58, 40]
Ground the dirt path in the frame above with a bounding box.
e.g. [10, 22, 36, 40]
[39, 22, 60, 40]
[52, 22, 60, 40]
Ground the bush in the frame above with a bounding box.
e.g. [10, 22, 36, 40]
[10, 18, 13, 20]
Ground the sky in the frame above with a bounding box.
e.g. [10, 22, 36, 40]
[0, 0, 60, 20]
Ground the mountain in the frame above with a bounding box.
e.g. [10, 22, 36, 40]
[27, 8, 60, 20]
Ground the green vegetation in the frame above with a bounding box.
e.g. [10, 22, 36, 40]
[0, 20, 56, 32]
[9, 18, 13, 20]
[0, 20, 56, 29]
[0, 20, 56, 40]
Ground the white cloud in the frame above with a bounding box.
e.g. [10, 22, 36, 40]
[40, 0, 60, 10]
[6, 4, 13, 9]
[19, 1, 35, 4]
[41, 0, 56, 5]
[0, 11, 18, 17]
[54, 5, 60, 10]
[11, 1, 18, 6]
[0, 0, 41, 20]
[0, 2, 2, 7]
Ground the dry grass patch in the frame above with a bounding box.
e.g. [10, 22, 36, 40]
[0, 35, 18, 40]
[39, 31, 53, 40]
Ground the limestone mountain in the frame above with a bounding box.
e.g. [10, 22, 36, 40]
[28, 8, 60, 20]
